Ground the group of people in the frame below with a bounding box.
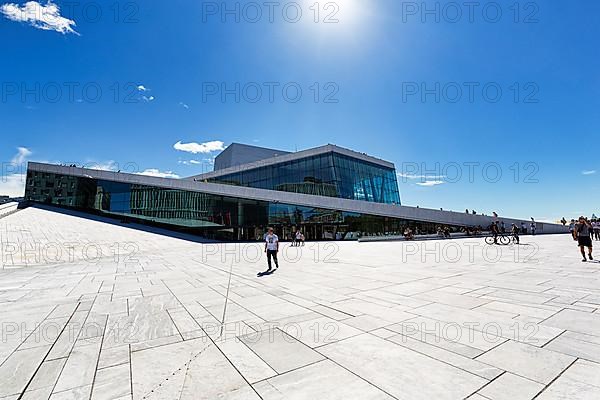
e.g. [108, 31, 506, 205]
[403, 226, 451, 240]
[403, 227, 415, 240]
[261, 216, 600, 273]
[487, 219, 540, 245]
[436, 226, 451, 238]
[489, 221, 522, 244]
[570, 217, 597, 262]
[290, 230, 305, 247]
[569, 218, 600, 241]
[462, 226, 483, 236]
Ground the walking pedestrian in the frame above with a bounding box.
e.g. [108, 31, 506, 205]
[530, 221, 536, 236]
[569, 219, 576, 237]
[573, 217, 594, 262]
[593, 220, 600, 241]
[511, 223, 520, 244]
[264, 227, 280, 271]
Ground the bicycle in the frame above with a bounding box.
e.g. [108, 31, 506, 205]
[485, 234, 510, 245]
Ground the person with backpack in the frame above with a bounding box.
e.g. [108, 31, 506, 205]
[573, 217, 594, 262]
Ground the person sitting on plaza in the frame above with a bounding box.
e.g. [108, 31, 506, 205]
[291, 230, 297, 246]
[443, 226, 451, 238]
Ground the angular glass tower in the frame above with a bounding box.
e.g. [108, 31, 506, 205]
[190, 144, 401, 204]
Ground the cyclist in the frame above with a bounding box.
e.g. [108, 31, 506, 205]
[490, 222, 500, 244]
[511, 223, 520, 244]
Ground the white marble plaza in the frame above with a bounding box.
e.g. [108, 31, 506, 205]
[1, 206, 599, 400]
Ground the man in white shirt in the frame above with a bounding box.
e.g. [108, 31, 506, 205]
[264, 227, 280, 271]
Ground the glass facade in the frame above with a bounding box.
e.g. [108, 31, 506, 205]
[25, 170, 458, 241]
[204, 152, 401, 205]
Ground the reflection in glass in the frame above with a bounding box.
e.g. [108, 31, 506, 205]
[26, 171, 462, 242]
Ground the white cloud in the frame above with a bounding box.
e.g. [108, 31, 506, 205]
[0, 173, 26, 197]
[398, 172, 446, 187]
[173, 140, 225, 154]
[178, 159, 202, 166]
[582, 170, 597, 175]
[136, 169, 179, 179]
[415, 180, 445, 187]
[397, 172, 446, 180]
[83, 160, 118, 171]
[1, 147, 32, 197]
[135, 85, 155, 102]
[1, 1, 79, 35]
[11, 147, 32, 165]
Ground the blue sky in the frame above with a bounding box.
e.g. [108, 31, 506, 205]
[1, 0, 598, 221]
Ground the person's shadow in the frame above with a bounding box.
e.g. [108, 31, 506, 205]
[257, 269, 276, 277]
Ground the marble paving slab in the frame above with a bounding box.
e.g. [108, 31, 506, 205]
[0, 207, 599, 399]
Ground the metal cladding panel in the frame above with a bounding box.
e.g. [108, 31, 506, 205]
[214, 143, 290, 170]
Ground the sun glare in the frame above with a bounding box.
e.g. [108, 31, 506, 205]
[296, 0, 372, 36]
